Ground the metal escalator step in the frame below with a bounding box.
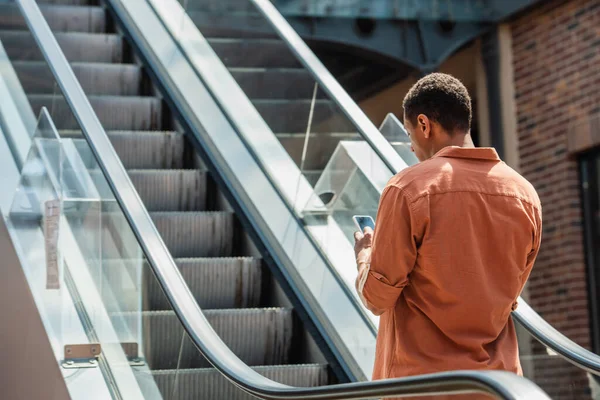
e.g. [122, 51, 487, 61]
[128, 170, 207, 212]
[0, 4, 105, 33]
[187, 11, 276, 39]
[183, 0, 256, 13]
[108, 131, 185, 169]
[28, 95, 162, 131]
[253, 99, 356, 133]
[36, 0, 97, 5]
[275, 132, 361, 171]
[144, 257, 262, 310]
[119, 308, 293, 369]
[208, 38, 300, 68]
[58, 130, 185, 169]
[230, 68, 323, 100]
[148, 364, 328, 400]
[0, 31, 123, 62]
[151, 212, 234, 258]
[14, 61, 142, 96]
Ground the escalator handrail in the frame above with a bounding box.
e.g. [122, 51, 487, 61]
[514, 298, 600, 375]
[380, 112, 600, 376]
[16, 0, 551, 398]
[248, 0, 408, 176]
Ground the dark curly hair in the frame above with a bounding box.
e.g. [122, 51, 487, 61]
[402, 73, 472, 134]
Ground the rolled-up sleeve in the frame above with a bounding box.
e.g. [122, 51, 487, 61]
[358, 185, 418, 315]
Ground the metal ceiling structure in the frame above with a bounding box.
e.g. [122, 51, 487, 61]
[273, 0, 543, 22]
[268, 0, 543, 100]
[273, 0, 542, 70]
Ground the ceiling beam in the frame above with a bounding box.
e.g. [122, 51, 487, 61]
[273, 0, 543, 22]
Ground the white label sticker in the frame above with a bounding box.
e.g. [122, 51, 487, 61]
[44, 199, 60, 290]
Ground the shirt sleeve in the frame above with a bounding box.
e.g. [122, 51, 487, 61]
[513, 204, 542, 311]
[357, 185, 418, 315]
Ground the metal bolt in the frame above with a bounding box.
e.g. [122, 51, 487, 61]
[66, 360, 74, 365]
[89, 359, 97, 365]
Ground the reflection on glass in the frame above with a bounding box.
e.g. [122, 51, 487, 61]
[303, 141, 385, 242]
[8, 109, 70, 358]
[520, 348, 593, 399]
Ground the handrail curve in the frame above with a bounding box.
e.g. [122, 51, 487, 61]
[514, 298, 600, 375]
[16, 0, 552, 398]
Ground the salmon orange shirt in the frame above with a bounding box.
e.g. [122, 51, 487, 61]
[356, 146, 542, 388]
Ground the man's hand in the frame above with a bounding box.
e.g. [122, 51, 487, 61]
[354, 226, 373, 267]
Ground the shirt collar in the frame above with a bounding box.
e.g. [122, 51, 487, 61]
[432, 146, 500, 161]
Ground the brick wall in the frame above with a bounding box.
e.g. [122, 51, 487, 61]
[511, 0, 600, 398]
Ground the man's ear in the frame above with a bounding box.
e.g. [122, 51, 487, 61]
[417, 114, 431, 139]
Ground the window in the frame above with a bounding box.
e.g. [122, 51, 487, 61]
[581, 152, 600, 352]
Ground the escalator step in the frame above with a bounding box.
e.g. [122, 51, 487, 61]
[14, 61, 142, 96]
[128, 170, 207, 212]
[36, 0, 97, 5]
[144, 257, 262, 310]
[147, 364, 328, 400]
[208, 38, 300, 68]
[187, 10, 276, 40]
[28, 94, 162, 131]
[151, 211, 235, 258]
[230, 68, 321, 100]
[108, 131, 185, 169]
[252, 99, 356, 133]
[116, 308, 293, 369]
[59, 130, 186, 169]
[0, 31, 123, 62]
[183, 0, 257, 13]
[0, 4, 105, 33]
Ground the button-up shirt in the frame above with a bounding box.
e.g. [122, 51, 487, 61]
[357, 146, 542, 399]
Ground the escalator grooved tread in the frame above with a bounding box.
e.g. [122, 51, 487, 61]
[128, 169, 208, 212]
[0, 30, 123, 62]
[150, 211, 236, 258]
[13, 61, 142, 96]
[147, 364, 329, 400]
[27, 94, 162, 131]
[0, 4, 106, 33]
[113, 308, 294, 369]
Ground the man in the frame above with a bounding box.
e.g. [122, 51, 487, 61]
[354, 73, 542, 398]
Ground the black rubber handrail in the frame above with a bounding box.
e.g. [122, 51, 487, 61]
[15, 0, 551, 398]
[514, 298, 600, 375]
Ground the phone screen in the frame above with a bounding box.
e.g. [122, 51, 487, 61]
[353, 215, 375, 232]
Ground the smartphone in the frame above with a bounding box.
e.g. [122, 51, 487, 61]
[353, 215, 375, 232]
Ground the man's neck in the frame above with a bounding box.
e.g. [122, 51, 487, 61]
[432, 132, 474, 155]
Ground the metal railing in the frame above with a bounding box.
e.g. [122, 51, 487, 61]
[15, 0, 553, 398]
[514, 300, 600, 375]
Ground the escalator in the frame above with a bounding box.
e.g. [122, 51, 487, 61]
[0, 0, 337, 398]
